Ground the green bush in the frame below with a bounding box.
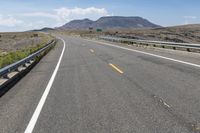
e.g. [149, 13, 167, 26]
[0, 43, 47, 68]
[0, 33, 55, 69]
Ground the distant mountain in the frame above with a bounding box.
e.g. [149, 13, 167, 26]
[32, 27, 54, 32]
[59, 16, 161, 30]
[61, 18, 93, 29]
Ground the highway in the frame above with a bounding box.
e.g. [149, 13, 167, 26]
[1, 35, 200, 133]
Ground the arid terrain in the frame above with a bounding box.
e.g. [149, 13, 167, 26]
[0, 32, 54, 68]
[56, 24, 200, 44]
[104, 24, 200, 44]
[0, 32, 53, 54]
[1, 24, 200, 68]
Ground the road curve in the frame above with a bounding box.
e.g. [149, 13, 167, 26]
[1, 35, 200, 133]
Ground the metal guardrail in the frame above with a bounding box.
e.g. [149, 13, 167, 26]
[0, 40, 56, 78]
[99, 36, 200, 51]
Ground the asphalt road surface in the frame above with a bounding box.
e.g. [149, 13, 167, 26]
[1, 35, 200, 133]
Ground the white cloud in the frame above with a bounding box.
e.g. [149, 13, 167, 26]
[183, 16, 198, 25]
[0, 7, 110, 31]
[20, 7, 108, 22]
[55, 7, 108, 18]
[54, 7, 108, 24]
[21, 12, 59, 20]
[184, 16, 197, 19]
[0, 15, 23, 27]
[23, 21, 47, 29]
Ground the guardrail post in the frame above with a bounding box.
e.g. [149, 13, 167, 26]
[23, 63, 28, 68]
[15, 67, 20, 72]
[2, 74, 9, 79]
[0, 39, 56, 79]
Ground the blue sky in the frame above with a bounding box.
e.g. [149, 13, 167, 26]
[0, 0, 199, 32]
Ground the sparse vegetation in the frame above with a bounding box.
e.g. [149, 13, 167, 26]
[0, 32, 54, 68]
[102, 24, 200, 43]
[57, 24, 200, 44]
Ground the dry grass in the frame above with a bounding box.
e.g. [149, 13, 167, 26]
[0, 31, 54, 68]
[0, 32, 53, 51]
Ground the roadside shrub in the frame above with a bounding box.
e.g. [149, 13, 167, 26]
[0, 43, 45, 68]
[33, 34, 38, 37]
[0, 33, 55, 68]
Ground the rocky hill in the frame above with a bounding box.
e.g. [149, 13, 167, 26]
[59, 16, 161, 30]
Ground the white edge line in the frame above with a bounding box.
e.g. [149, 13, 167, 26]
[24, 38, 66, 133]
[85, 39, 200, 68]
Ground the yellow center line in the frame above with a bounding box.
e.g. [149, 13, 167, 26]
[109, 63, 124, 74]
[90, 49, 94, 53]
